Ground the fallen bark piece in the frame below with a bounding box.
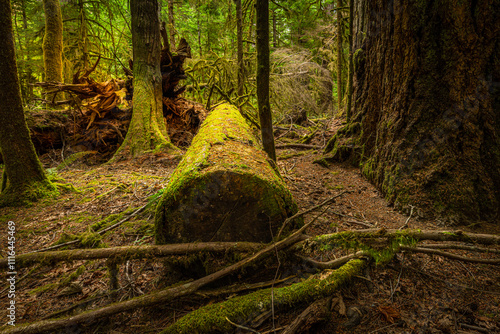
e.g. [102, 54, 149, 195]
[155, 103, 299, 244]
[160, 259, 366, 334]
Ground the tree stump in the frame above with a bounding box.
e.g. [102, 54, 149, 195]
[155, 103, 299, 244]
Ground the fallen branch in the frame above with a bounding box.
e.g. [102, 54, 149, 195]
[161, 259, 366, 334]
[316, 229, 500, 246]
[276, 143, 322, 150]
[277, 191, 348, 238]
[419, 243, 500, 254]
[0, 242, 263, 269]
[299, 251, 369, 270]
[1, 217, 310, 334]
[400, 246, 500, 265]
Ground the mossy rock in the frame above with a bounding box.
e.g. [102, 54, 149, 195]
[155, 103, 299, 244]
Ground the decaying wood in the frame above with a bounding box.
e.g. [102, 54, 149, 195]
[0, 241, 263, 269]
[28, 30, 201, 161]
[281, 297, 332, 334]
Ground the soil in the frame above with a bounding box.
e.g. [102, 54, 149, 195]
[0, 118, 499, 334]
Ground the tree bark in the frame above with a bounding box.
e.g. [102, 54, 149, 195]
[235, 0, 244, 98]
[336, 0, 343, 112]
[0, 0, 56, 207]
[111, 0, 178, 161]
[345, 0, 353, 122]
[42, 0, 63, 83]
[256, 0, 276, 161]
[167, 0, 176, 50]
[155, 103, 298, 244]
[324, 0, 500, 223]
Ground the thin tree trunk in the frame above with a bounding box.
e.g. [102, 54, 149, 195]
[167, 0, 175, 50]
[78, 0, 89, 69]
[235, 0, 244, 98]
[345, 0, 353, 122]
[336, 0, 343, 112]
[272, 9, 277, 47]
[197, 2, 202, 57]
[256, 0, 276, 161]
[42, 0, 63, 83]
[0, 0, 56, 207]
[21, 0, 34, 101]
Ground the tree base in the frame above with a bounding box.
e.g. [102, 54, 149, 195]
[0, 180, 58, 208]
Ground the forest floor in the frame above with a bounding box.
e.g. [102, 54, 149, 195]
[0, 118, 499, 334]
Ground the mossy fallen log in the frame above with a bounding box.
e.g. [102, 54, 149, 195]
[155, 103, 299, 244]
[160, 259, 367, 334]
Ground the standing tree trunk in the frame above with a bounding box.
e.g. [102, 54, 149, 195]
[0, 0, 57, 207]
[78, 0, 89, 70]
[345, 0, 353, 122]
[167, 0, 176, 51]
[235, 0, 244, 99]
[42, 0, 63, 84]
[323, 0, 500, 223]
[272, 9, 277, 48]
[111, 0, 178, 161]
[336, 0, 343, 112]
[256, 0, 276, 162]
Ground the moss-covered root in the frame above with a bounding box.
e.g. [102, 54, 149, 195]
[0, 179, 58, 208]
[160, 259, 366, 334]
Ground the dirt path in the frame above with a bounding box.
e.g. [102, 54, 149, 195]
[0, 146, 499, 333]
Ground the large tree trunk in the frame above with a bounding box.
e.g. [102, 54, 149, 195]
[155, 103, 298, 244]
[0, 0, 57, 207]
[323, 0, 500, 223]
[111, 0, 177, 160]
[42, 0, 63, 83]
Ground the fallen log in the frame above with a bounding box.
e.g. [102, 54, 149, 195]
[155, 103, 300, 244]
[160, 259, 367, 334]
[0, 242, 263, 269]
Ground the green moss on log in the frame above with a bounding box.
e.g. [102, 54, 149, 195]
[155, 103, 299, 244]
[160, 259, 366, 334]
